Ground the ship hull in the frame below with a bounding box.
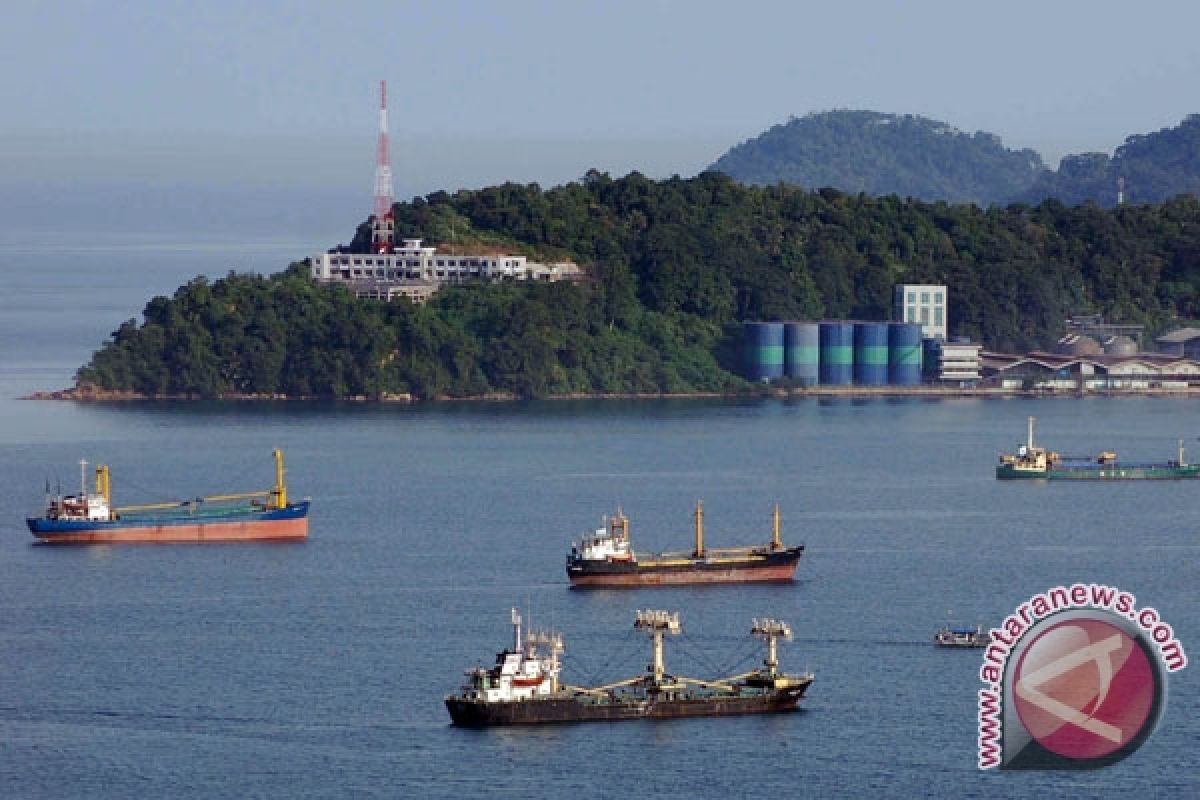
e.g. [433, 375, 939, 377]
[26, 501, 309, 544]
[996, 464, 1200, 480]
[446, 685, 809, 727]
[567, 547, 801, 588]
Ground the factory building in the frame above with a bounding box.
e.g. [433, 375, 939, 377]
[894, 284, 947, 341]
[1154, 327, 1200, 359]
[981, 352, 1200, 390]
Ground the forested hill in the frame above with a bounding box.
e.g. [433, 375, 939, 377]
[709, 111, 1048, 206]
[77, 172, 1200, 400]
[1016, 114, 1200, 207]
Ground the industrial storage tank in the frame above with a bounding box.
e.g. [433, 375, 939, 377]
[888, 323, 923, 385]
[1056, 334, 1102, 356]
[819, 321, 854, 385]
[743, 322, 785, 382]
[784, 322, 819, 386]
[1103, 335, 1138, 357]
[853, 322, 889, 385]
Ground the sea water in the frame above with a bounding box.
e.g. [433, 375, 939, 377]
[0, 234, 1196, 798]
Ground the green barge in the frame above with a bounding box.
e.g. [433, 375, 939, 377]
[996, 417, 1200, 480]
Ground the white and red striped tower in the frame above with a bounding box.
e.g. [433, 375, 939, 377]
[371, 80, 395, 253]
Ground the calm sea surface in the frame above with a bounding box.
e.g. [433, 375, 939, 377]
[0, 234, 1197, 798]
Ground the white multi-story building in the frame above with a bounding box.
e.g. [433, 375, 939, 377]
[311, 238, 529, 284]
[894, 284, 947, 340]
[309, 238, 582, 303]
[934, 340, 982, 384]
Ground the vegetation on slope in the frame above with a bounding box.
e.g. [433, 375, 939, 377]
[77, 171, 1200, 399]
[1018, 114, 1200, 207]
[709, 110, 1048, 205]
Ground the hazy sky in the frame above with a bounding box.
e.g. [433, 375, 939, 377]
[3, 0, 1199, 237]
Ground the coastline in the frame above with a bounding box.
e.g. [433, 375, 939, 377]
[20, 383, 1200, 403]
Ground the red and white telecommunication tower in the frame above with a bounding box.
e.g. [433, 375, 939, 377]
[372, 80, 395, 253]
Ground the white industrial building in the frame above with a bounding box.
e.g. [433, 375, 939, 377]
[894, 284, 947, 340]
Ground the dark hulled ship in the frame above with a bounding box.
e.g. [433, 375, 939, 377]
[445, 609, 814, 726]
[565, 503, 803, 587]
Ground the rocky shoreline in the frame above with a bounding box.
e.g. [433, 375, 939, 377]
[21, 382, 1200, 403]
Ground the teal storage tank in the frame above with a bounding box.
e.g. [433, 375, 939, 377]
[743, 322, 785, 381]
[853, 323, 889, 385]
[888, 323, 923, 385]
[819, 321, 854, 385]
[784, 322, 819, 386]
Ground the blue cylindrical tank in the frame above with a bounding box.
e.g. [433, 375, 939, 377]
[784, 322, 819, 386]
[819, 321, 854, 385]
[888, 323, 923, 385]
[854, 322, 889, 385]
[743, 322, 785, 382]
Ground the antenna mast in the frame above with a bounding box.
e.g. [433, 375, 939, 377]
[372, 80, 395, 254]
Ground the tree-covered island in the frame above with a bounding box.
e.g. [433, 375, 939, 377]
[73, 171, 1200, 400]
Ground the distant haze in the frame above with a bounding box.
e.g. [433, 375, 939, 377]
[2, 0, 1198, 239]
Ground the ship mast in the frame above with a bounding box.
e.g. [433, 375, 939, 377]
[271, 448, 287, 509]
[1027, 416, 1035, 451]
[79, 459, 88, 500]
[693, 501, 704, 558]
[752, 618, 792, 677]
[635, 609, 680, 685]
[771, 503, 782, 550]
[96, 465, 111, 506]
[611, 508, 628, 540]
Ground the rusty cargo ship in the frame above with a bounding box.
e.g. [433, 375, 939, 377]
[445, 608, 813, 726]
[565, 502, 802, 587]
[26, 449, 309, 544]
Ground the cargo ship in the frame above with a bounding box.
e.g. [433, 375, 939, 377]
[565, 502, 802, 587]
[445, 608, 814, 726]
[996, 417, 1200, 480]
[934, 625, 990, 648]
[27, 449, 309, 544]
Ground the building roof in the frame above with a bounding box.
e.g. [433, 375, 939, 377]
[1155, 327, 1200, 344]
[981, 350, 1200, 376]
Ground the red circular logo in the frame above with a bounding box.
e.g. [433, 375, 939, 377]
[1012, 617, 1156, 761]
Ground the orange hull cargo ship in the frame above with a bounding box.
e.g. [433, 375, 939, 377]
[565, 503, 803, 587]
[26, 450, 309, 544]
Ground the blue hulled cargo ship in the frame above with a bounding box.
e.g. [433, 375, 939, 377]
[27, 450, 310, 543]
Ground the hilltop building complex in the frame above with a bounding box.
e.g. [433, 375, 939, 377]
[309, 80, 580, 303]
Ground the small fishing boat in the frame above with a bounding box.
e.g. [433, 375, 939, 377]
[934, 625, 990, 648]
